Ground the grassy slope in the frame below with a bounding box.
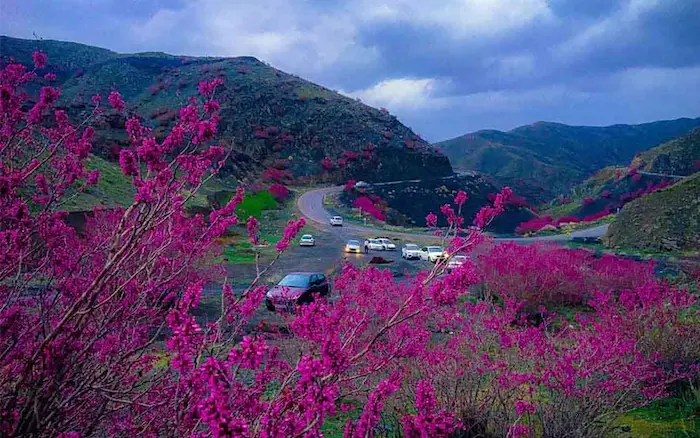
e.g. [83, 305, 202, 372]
[635, 127, 700, 176]
[436, 119, 700, 203]
[604, 172, 700, 253]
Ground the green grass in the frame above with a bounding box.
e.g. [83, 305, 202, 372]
[220, 241, 256, 264]
[64, 155, 135, 211]
[236, 190, 278, 219]
[614, 394, 700, 437]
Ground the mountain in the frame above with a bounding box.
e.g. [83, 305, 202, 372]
[604, 172, 700, 253]
[634, 128, 700, 176]
[1, 36, 452, 184]
[435, 119, 700, 203]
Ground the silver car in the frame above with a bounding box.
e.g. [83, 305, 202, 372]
[345, 239, 361, 253]
[401, 244, 421, 260]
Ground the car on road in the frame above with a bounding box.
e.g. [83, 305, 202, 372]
[345, 239, 361, 253]
[330, 216, 344, 226]
[355, 181, 371, 189]
[419, 246, 445, 263]
[365, 239, 384, 251]
[376, 238, 396, 251]
[265, 272, 330, 311]
[299, 234, 315, 246]
[447, 255, 468, 270]
[401, 244, 421, 260]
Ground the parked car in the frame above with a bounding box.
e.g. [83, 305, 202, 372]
[365, 239, 384, 251]
[329, 216, 344, 226]
[401, 244, 421, 260]
[376, 238, 396, 251]
[355, 181, 371, 189]
[345, 239, 361, 253]
[447, 255, 468, 269]
[299, 234, 315, 246]
[419, 246, 445, 263]
[265, 272, 330, 311]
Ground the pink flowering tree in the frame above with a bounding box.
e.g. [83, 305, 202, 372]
[2, 51, 698, 438]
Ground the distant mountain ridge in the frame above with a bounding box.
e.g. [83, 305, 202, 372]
[435, 118, 700, 203]
[0, 35, 452, 184]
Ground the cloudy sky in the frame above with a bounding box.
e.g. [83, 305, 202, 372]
[2, 0, 699, 141]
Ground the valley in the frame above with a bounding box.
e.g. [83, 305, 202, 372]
[2, 26, 700, 438]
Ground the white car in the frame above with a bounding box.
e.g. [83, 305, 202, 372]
[376, 238, 396, 251]
[447, 255, 468, 269]
[419, 246, 445, 263]
[401, 244, 421, 260]
[365, 239, 384, 251]
[330, 216, 343, 226]
[299, 234, 315, 246]
[345, 239, 361, 253]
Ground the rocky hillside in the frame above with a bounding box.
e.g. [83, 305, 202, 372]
[341, 175, 535, 234]
[604, 172, 700, 253]
[634, 128, 700, 176]
[435, 119, 700, 202]
[1, 36, 452, 184]
[545, 128, 700, 219]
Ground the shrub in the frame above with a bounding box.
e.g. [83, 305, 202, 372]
[353, 196, 386, 221]
[268, 183, 289, 201]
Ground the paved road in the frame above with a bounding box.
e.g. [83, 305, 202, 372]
[297, 185, 609, 243]
[636, 170, 687, 179]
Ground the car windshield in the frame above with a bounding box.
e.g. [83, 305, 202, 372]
[428, 247, 442, 253]
[348, 240, 359, 246]
[405, 244, 419, 250]
[279, 274, 311, 288]
[333, 216, 342, 220]
[369, 239, 379, 244]
[301, 235, 313, 239]
[453, 256, 467, 261]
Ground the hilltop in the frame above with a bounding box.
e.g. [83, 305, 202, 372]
[1, 36, 452, 186]
[435, 119, 700, 203]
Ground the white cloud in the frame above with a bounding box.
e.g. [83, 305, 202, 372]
[343, 77, 453, 110]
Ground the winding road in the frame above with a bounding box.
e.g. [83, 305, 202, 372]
[297, 185, 609, 243]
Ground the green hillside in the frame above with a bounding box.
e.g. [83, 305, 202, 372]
[436, 119, 700, 202]
[1, 36, 452, 185]
[634, 128, 700, 176]
[604, 172, 700, 253]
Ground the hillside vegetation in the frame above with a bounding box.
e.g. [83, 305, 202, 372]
[634, 127, 700, 176]
[604, 172, 700, 253]
[1, 36, 451, 186]
[436, 119, 700, 202]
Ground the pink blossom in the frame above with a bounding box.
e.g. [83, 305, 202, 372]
[247, 216, 259, 245]
[32, 50, 47, 69]
[108, 91, 125, 112]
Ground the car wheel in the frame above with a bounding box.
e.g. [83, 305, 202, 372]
[265, 299, 275, 312]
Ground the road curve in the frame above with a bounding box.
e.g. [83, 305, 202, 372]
[297, 186, 609, 243]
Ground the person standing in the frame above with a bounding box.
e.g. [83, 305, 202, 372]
[363, 240, 369, 254]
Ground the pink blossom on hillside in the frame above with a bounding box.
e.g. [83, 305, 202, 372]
[268, 183, 289, 201]
[108, 91, 125, 112]
[32, 50, 47, 69]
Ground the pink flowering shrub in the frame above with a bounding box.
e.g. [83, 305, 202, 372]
[477, 242, 657, 308]
[321, 157, 334, 171]
[344, 179, 356, 191]
[268, 183, 289, 201]
[2, 54, 697, 438]
[515, 216, 554, 234]
[353, 196, 386, 221]
[261, 167, 292, 183]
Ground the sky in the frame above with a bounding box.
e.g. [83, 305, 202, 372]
[2, 0, 700, 142]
